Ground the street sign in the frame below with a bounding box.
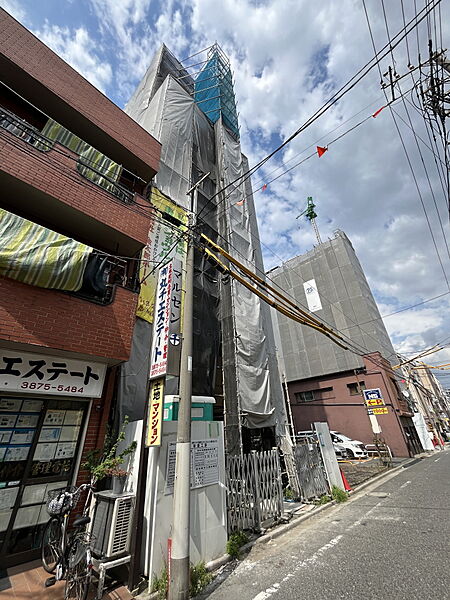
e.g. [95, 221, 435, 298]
[169, 333, 181, 346]
[363, 388, 385, 406]
[371, 407, 388, 415]
[366, 398, 384, 407]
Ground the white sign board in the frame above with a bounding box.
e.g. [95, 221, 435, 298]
[304, 279, 323, 312]
[0, 350, 106, 397]
[150, 261, 173, 379]
[165, 438, 220, 495]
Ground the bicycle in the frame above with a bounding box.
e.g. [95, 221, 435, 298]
[41, 481, 95, 600]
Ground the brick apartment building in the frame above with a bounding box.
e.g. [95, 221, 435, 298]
[0, 9, 160, 567]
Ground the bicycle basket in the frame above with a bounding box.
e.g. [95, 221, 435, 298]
[46, 487, 80, 517]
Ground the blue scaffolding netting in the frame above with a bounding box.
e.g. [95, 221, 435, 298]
[194, 45, 239, 138]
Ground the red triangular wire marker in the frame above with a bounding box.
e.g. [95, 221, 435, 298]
[372, 105, 386, 118]
[317, 146, 328, 158]
[262, 184, 268, 191]
[236, 198, 245, 206]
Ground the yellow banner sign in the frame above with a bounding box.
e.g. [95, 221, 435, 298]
[146, 378, 165, 446]
[137, 188, 187, 324]
[371, 407, 389, 415]
[365, 398, 385, 407]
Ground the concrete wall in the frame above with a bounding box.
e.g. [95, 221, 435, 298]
[269, 231, 397, 382]
[145, 421, 227, 581]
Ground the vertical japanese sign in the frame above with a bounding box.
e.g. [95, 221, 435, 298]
[149, 261, 173, 379]
[166, 258, 183, 377]
[137, 188, 187, 324]
[145, 378, 165, 447]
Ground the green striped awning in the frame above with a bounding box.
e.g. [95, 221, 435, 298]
[40, 120, 122, 193]
[0, 209, 92, 291]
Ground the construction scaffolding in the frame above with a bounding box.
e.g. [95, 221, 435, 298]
[125, 44, 287, 456]
[193, 44, 239, 138]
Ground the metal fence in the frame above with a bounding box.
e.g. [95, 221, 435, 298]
[226, 449, 283, 533]
[293, 441, 329, 501]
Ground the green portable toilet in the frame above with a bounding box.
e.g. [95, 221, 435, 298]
[163, 395, 216, 421]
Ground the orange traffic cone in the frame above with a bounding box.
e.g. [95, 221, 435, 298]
[340, 468, 352, 492]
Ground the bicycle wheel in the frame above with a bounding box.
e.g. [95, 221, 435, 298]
[64, 537, 91, 600]
[41, 517, 62, 574]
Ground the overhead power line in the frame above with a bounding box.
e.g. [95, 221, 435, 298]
[361, 0, 450, 291]
[197, 0, 443, 222]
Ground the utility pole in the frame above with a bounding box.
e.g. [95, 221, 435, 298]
[169, 172, 209, 600]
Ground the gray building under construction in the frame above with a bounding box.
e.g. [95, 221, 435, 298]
[269, 230, 397, 381]
[268, 231, 417, 458]
[124, 44, 287, 455]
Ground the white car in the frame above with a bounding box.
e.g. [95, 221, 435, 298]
[296, 431, 348, 459]
[331, 432, 368, 459]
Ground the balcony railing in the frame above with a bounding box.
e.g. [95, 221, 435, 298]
[0, 107, 53, 151]
[0, 105, 136, 205]
[76, 160, 135, 204]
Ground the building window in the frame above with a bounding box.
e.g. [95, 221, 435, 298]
[295, 390, 315, 403]
[294, 387, 333, 403]
[347, 382, 366, 395]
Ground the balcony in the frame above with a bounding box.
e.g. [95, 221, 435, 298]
[1, 9, 161, 180]
[0, 106, 153, 255]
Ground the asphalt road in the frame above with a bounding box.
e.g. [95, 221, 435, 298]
[202, 450, 450, 600]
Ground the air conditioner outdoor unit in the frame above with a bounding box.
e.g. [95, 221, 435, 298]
[91, 491, 135, 559]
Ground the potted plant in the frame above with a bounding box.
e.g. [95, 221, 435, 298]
[82, 416, 137, 493]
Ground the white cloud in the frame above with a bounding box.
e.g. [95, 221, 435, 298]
[0, 0, 26, 23]
[87, 0, 190, 102]
[35, 23, 112, 93]
[21, 0, 450, 372]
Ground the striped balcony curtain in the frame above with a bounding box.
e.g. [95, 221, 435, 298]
[0, 209, 92, 291]
[40, 120, 123, 193]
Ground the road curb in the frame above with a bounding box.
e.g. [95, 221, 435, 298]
[204, 455, 428, 572]
[136, 454, 432, 597]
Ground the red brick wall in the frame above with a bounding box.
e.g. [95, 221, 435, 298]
[288, 360, 411, 457]
[0, 131, 152, 248]
[74, 368, 117, 515]
[0, 9, 161, 179]
[0, 277, 137, 362]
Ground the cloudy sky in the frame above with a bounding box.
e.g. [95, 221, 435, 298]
[2, 0, 450, 386]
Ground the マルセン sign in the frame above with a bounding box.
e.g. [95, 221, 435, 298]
[0, 350, 106, 397]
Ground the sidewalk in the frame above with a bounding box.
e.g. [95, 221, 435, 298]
[0, 559, 132, 600]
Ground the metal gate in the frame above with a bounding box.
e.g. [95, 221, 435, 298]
[226, 449, 283, 533]
[293, 440, 329, 501]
